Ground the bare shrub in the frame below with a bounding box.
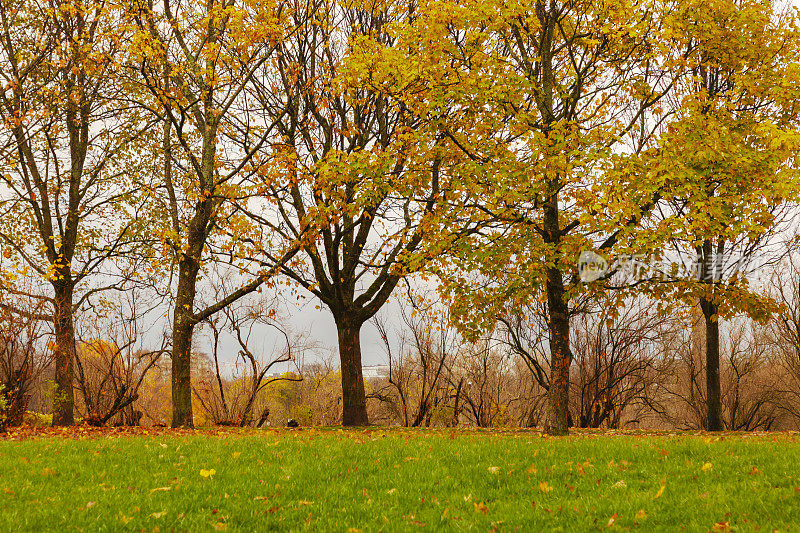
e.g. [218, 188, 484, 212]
[0, 295, 51, 426]
[192, 294, 305, 427]
[73, 291, 165, 426]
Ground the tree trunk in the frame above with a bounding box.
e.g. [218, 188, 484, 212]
[52, 284, 76, 426]
[542, 164, 571, 436]
[700, 297, 723, 431]
[171, 261, 199, 428]
[336, 315, 369, 426]
[545, 264, 572, 435]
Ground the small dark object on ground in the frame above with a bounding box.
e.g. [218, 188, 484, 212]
[286, 419, 299, 428]
[85, 415, 104, 427]
[257, 407, 270, 428]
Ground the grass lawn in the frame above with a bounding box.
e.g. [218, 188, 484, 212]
[1, 427, 799, 531]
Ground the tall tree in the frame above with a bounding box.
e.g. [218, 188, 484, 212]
[370, 0, 681, 434]
[647, 0, 800, 431]
[0, 0, 153, 425]
[126, 0, 306, 427]
[246, 0, 486, 425]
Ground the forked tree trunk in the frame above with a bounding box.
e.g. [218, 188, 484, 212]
[700, 297, 723, 431]
[336, 315, 369, 426]
[52, 284, 76, 426]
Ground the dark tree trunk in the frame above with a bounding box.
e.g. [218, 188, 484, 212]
[335, 315, 369, 426]
[700, 297, 723, 431]
[52, 284, 76, 426]
[542, 166, 572, 436]
[171, 260, 199, 428]
[545, 264, 572, 436]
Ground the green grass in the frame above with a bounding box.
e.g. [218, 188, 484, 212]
[1, 428, 799, 531]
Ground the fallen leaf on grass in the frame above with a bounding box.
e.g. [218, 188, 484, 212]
[606, 513, 617, 527]
[702, 462, 713, 472]
[200, 469, 216, 478]
[150, 511, 167, 519]
[613, 480, 627, 489]
[231, 452, 241, 459]
[713, 522, 730, 532]
[387, 488, 397, 495]
[539, 481, 553, 493]
[487, 466, 500, 475]
[298, 500, 314, 506]
[85, 502, 96, 509]
[653, 480, 666, 499]
[212, 522, 227, 531]
[150, 487, 172, 493]
[474, 501, 488, 515]
[636, 509, 647, 520]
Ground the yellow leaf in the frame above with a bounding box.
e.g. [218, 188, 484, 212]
[702, 462, 713, 472]
[213, 522, 227, 531]
[653, 482, 665, 499]
[607, 513, 618, 527]
[150, 511, 167, 519]
[231, 452, 241, 459]
[487, 466, 500, 475]
[200, 469, 216, 478]
[539, 481, 553, 493]
[636, 509, 647, 520]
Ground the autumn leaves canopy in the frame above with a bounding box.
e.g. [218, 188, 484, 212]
[0, 0, 798, 432]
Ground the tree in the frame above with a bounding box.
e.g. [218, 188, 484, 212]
[246, 0, 481, 425]
[126, 0, 306, 426]
[0, 0, 154, 425]
[646, 0, 800, 430]
[369, 0, 681, 434]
